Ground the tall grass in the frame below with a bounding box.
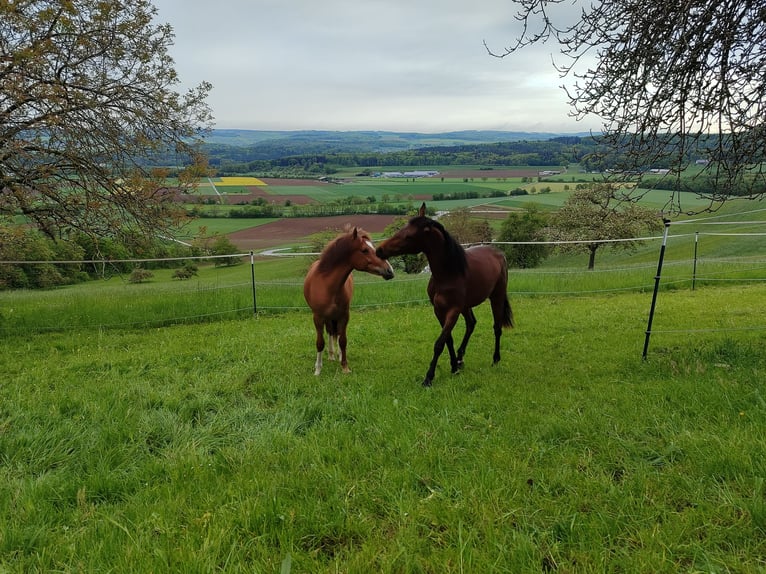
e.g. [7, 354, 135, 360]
[1, 283, 765, 572]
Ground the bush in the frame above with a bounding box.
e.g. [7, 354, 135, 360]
[128, 268, 154, 283]
[172, 263, 199, 280]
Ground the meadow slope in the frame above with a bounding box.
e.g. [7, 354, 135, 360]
[1, 283, 765, 572]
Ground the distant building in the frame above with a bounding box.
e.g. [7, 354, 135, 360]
[375, 170, 439, 178]
[403, 170, 439, 178]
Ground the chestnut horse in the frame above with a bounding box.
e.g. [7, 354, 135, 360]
[376, 203, 513, 386]
[304, 226, 394, 375]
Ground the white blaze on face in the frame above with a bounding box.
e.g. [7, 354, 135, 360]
[368, 239, 393, 274]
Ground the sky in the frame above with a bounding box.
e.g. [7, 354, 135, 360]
[152, 0, 601, 134]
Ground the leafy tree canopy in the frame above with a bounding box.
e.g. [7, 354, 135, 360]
[487, 0, 766, 212]
[0, 0, 213, 242]
[550, 184, 663, 269]
[497, 206, 550, 269]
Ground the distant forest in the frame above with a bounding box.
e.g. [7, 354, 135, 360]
[153, 129, 719, 178]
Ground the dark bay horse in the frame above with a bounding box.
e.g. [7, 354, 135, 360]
[376, 203, 513, 386]
[304, 226, 394, 375]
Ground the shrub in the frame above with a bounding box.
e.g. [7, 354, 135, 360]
[128, 268, 154, 283]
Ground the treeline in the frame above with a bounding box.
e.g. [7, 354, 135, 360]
[0, 228, 240, 290]
[431, 190, 508, 201]
[207, 136, 589, 175]
[149, 134, 762, 189]
[200, 135, 727, 178]
[188, 202, 414, 220]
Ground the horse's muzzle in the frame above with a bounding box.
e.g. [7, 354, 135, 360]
[381, 263, 394, 280]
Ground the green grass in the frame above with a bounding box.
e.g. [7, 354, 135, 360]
[1, 283, 766, 572]
[179, 217, 278, 237]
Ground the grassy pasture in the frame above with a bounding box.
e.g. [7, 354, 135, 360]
[1, 279, 766, 572]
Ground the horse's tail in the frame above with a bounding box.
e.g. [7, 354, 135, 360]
[500, 253, 514, 329]
[503, 296, 514, 329]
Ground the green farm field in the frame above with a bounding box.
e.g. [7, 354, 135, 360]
[180, 164, 722, 253]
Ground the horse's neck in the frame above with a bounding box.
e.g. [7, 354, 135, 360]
[423, 251, 448, 277]
[317, 260, 353, 289]
[422, 236, 454, 277]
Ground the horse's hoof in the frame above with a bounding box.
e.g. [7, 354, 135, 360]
[422, 378, 433, 387]
[342, 367, 351, 374]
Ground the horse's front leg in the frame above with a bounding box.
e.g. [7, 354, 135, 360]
[446, 333, 458, 374]
[455, 309, 477, 369]
[424, 310, 459, 386]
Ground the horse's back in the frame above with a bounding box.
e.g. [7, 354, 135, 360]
[464, 246, 508, 305]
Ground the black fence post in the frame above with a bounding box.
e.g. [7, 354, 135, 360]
[692, 231, 699, 291]
[643, 219, 671, 360]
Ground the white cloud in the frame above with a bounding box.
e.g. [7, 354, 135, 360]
[153, 0, 601, 133]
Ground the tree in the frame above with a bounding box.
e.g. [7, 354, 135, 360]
[437, 207, 493, 245]
[210, 235, 241, 267]
[487, 0, 766, 212]
[550, 184, 663, 270]
[497, 206, 550, 268]
[1, 0, 213, 242]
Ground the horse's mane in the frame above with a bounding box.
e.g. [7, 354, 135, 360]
[316, 225, 369, 273]
[419, 217, 468, 276]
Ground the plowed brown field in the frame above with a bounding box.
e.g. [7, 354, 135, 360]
[228, 214, 398, 251]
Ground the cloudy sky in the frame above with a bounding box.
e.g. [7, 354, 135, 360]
[153, 0, 601, 134]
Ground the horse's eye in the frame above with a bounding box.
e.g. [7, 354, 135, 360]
[361, 247, 369, 253]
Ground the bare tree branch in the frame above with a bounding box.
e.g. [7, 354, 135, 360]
[487, 0, 766, 213]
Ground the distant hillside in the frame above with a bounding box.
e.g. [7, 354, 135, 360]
[202, 129, 594, 156]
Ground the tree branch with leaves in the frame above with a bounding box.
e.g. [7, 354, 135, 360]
[0, 0, 213, 243]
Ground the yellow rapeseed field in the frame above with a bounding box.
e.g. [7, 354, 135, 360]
[215, 176, 267, 186]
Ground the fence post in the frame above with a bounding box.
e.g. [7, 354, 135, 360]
[642, 219, 671, 360]
[250, 251, 257, 316]
[692, 231, 699, 291]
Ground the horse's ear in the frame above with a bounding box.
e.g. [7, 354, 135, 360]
[418, 203, 426, 217]
[352, 227, 358, 239]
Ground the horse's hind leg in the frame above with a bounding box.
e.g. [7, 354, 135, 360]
[338, 315, 351, 373]
[327, 320, 339, 361]
[455, 309, 477, 369]
[313, 316, 326, 375]
[489, 292, 513, 364]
